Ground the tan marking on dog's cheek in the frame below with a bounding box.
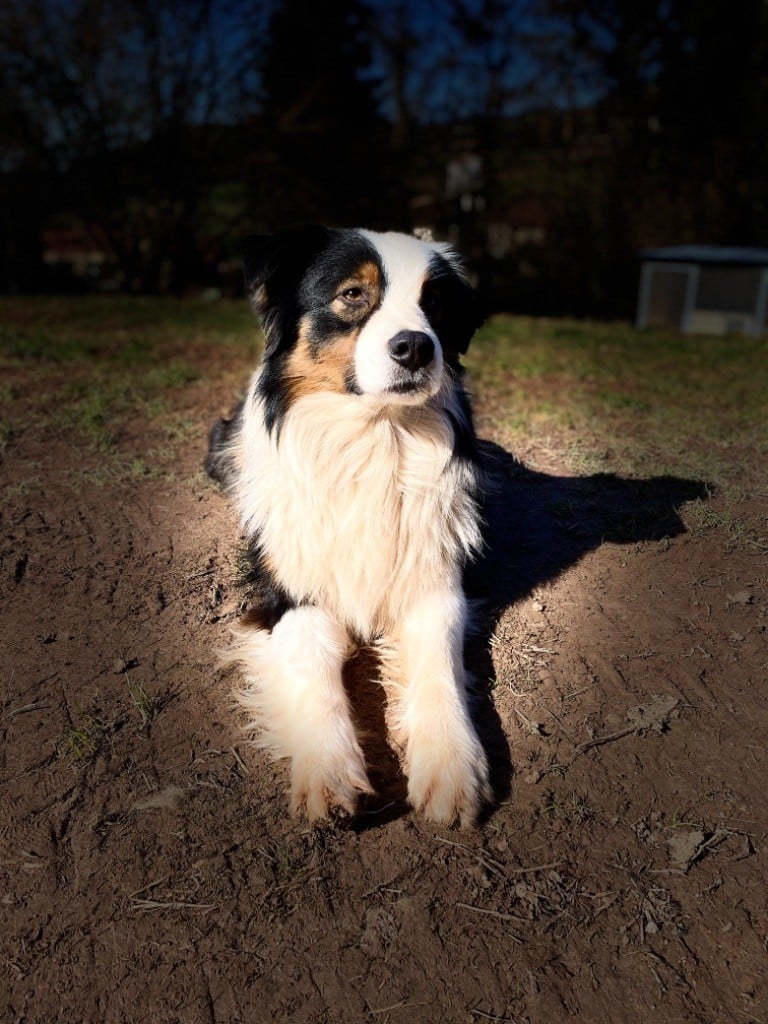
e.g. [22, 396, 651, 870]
[358, 260, 382, 300]
[285, 320, 360, 401]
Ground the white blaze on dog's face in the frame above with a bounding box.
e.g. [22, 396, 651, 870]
[354, 230, 443, 403]
[243, 226, 482, 429]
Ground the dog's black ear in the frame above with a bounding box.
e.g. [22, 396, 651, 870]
[241, 226, 334, 356]
[242, 225, 333, 315]
[423, 266, 486, 357]
[242, 234, 274, 307]
[452, 278, 486, 355]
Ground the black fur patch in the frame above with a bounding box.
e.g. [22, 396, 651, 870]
[446, 383, 481, 467]
[205, 399, 244, 488]
[421, 254, 485, 358]
[236, 536, 297, 631]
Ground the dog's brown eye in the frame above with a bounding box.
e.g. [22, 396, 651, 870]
[339, 286, 365, 304]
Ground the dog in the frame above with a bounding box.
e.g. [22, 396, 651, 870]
[206, 225, 492, 826]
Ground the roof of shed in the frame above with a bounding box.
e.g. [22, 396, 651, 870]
[639, 245, 768, 267]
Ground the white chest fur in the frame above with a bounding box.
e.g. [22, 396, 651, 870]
[233, 388, 481, 638]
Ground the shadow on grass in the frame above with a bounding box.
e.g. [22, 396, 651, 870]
[349, 440, 710, 831]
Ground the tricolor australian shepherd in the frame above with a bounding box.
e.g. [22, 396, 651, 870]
[207, 225, 492, 826]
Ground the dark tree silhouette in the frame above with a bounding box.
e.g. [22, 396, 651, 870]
[258, 0, 391, 228]
[0, 0, 262, 291]
[545, 0, 768, 245]
[0, 0, 766, 305]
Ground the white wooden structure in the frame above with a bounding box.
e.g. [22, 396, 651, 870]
[636, 246, 768, 336]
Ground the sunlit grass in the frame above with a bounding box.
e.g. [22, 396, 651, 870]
[0, 296, 257, 471]
[0, 294, 255, 363]
[466, 315, 768, 489]
[1, 296, 765, 495]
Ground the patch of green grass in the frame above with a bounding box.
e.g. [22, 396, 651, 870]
[468, 315, 768, 489]
[158, 412, 202, 444]
[0, 296, 260, 457]
[64, 451, 177, 487]
[0, 422, 16, 452]
[54, 386, 124, 451]
[63, 715, 105, 761]
[128, 681, 158, 730]
[682, 498, 768, 550]
[66, 464, 119, 487]
[142, 361, 200, 391]
[126, 454, 176, 480]
[1, 478, 38, 505]
[0, 295, 257, 364]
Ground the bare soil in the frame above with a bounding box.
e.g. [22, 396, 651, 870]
[2, 326, 767, 1024]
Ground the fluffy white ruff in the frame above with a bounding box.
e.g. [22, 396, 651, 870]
[227, 387, 491, 825]
[234, 387, 481, 637]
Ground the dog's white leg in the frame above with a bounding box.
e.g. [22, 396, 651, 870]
[233, 607, 372, 819]
[397, 587, 491, 826]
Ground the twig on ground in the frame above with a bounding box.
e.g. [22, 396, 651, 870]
[456, 902, 526, 936]
[130, 898, 218, 912]
[434, 835, 507, 878]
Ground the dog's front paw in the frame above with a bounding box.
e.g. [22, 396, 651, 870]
[407, 724, 492, 827]
[289, 740, 373, 821]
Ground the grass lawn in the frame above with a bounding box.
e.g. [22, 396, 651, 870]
[1, 294, 765, 502]
[471, 315, 767, 490]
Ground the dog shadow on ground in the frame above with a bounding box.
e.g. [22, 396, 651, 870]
[346, 440, 710, 831]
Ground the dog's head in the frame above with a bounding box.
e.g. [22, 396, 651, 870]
[243, 226, 483, 424]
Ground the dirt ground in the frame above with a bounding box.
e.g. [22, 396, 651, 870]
[1, 312, 767, 1023]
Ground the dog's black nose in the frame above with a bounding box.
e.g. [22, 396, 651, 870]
[388, 331, 435, 371]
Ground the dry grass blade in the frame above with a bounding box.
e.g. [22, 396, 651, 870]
[8, 702, 50, 720]
[470, 1009, 521, 1023]
[130, 898, 218, 912]
[434, 835, 507, 878]
[508, 860, 562, 876]
[366, 1000, 429, 1016]
[229, 745, 251, 775]
[570, 724, 637, 761]
[569, 695, 680, 766]
[456, 902, 526, 935]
